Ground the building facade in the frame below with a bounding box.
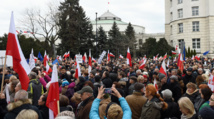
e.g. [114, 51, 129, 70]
[165, 0, 214, 56]
[91, 11, 164, 49]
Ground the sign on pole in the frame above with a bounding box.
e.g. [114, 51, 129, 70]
[98, 51, 106, 64]
[76, 54, 82, 64]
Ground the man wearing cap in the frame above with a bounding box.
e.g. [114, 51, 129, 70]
[128, 76, 137, 95]
[183, 68, 196, 92]
[159, 73, 170, 94]
[76, 86, 94, 119]
[169, 75, 182, 102]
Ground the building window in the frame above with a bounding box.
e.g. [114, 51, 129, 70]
[178, 39, 184, 49]
[178, 9, 183, 18]
[178, 0, 183, 4]
[192, 6, 199, 16]
[171, 25, 173, 35]
[192, 38, 200, 52]
[192, 0, 198, 1]
[171, 12, 173, 21]
[192, 21, 199, 32]
[170, 0, 172, 7]
[178, 23, 183, 33]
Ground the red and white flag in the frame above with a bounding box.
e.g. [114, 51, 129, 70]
[167, 59, 170, 67]
[192, 55, 195, 60]
[208, 74, 214, 92]
[119, 54, 124, 59]
[43, 51, 48, 66]
[195, 55, 200, 60]
[163, 53, 167, 60]
[159, 56, 163, 61]
[159, 60, 167, 77]
[88, 49, 92, 75]
[172, 50, 177, 55]
[63, 52, 68, 58]
[154, 54, 159, 60]
[175, 45, 178, 51]
[6, 12, 31, 91]
[107, 50, 110, 61]
[46, 64, 60, 119]
[34, 56, 38, 63]
[109, 52, 115, 57]
[67, 51, 70, 57]
[173, 57, 177, 62]
[139, 59, 147, 69]
[75, 63, 81, 79]
[92, 57, 96, 62]
[57, 55, 62, 61]
[178, 53, 184, 72]
[46, 61, 52, 75]
[143, 55, 147, 60]
[126, 47, 132, 67]
[83, 52, 87, 63]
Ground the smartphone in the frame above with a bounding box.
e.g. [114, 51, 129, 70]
[104, 88, 112, 94]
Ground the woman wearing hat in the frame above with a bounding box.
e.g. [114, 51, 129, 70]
[140, 85, 168, 119]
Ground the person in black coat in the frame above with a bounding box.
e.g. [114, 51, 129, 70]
[0, 93, 7, 119]
[37, 93, 49, 119]
[159, 73, 170, 94]
[101, 71, 112, 88]
[169, 75, 182, 102]
[161, 89, 181, 119]
[182, 68, 196, 92]
[93, 75, 102, 98]
[4, 90, 42, 119]
[75, 76, 86, 92]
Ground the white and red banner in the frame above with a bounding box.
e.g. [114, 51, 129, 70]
[43, 51, 48, 66]
[126, 47, 132, 67]
[46, 64, 60, 119]
[159, 60, 167, 77]
[88, 49, 92, 75]
[119, 54, 124, 59]
[208, 75, 214, 92]
[139, 59, 147, 69]
[6, 12, 31, 91]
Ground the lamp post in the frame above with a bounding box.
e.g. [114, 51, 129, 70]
[95, 12, 98, 58]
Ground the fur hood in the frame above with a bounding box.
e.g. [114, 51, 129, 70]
[7, 99, 32, 111]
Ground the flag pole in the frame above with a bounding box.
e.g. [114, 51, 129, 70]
[57, 100, 60, 114]
[1, 55, 7, 93]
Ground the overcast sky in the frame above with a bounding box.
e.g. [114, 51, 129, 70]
[0, 0, 165, 36]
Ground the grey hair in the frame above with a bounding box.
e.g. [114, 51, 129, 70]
[15, 89, 28, 100]
[171, 69, 177, 73]
[28, 72, 37, 79]
[136, 69, 142, 74]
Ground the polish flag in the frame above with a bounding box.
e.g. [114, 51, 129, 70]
[107, 50, 110, 61]
[29, 49, 35, 70]
[126, 47, 132, 67]
[139, 59, 147, 69]
[46, 61, 52, 74]
[163, 53, 167, 60]
[178, 53, 184, 72]
[43, 51, 48, 66]
[92, 57, 96, 62]
[195, 55, 200, 60]
[75, 63, 81, 79]
[109, 52, 115, 57]
[34, 56, 38, 62]
[74, 61, 77, 66]
[172, 51, 177, 55]
[46, 64, 60, 119]
[47, 55, 49, 61]
[154, 54, 159, 60]
[192, 55, 195, 60]
[167, 59, 170, 67]
[143, 55, 147, 60]
[63, 52, 68, 58]
[57, 56, 62, 61]
[67, 51, 70, 57]
[154, 79, 158, 92]
[176, 45, 178, 50]
[173, 57, 177, 62]
[119, 54, 124, 59]
[159, 56, 163, 61]
[6, 12, 31, 91]
[88, 49, 92, 75]
[83, 52, 87, 63]
[159, 60, 167, 77]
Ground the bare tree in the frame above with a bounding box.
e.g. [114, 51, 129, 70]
[20, 3, 59, 57]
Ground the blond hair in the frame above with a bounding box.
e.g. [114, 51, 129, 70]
[107, 104, 123, 119]
[202, 74, 209, 82]
[16, 109, 38, 119]
[186, 82, 197, 90]
[178, 97, 195, 118]
[9, 75, 18, 82]
[137, 75, 144, 82]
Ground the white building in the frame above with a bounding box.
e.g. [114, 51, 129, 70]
[165, 0, 214, 56]
[91, 10, 164, 49]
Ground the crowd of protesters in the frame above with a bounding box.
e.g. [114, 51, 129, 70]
[0, 56, 214, 119]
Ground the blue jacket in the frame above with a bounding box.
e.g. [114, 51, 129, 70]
[89, 97, 132, 119]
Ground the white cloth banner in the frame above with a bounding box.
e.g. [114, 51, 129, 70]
[98, 51, 106, 64]
[208, 74, 214, 92]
